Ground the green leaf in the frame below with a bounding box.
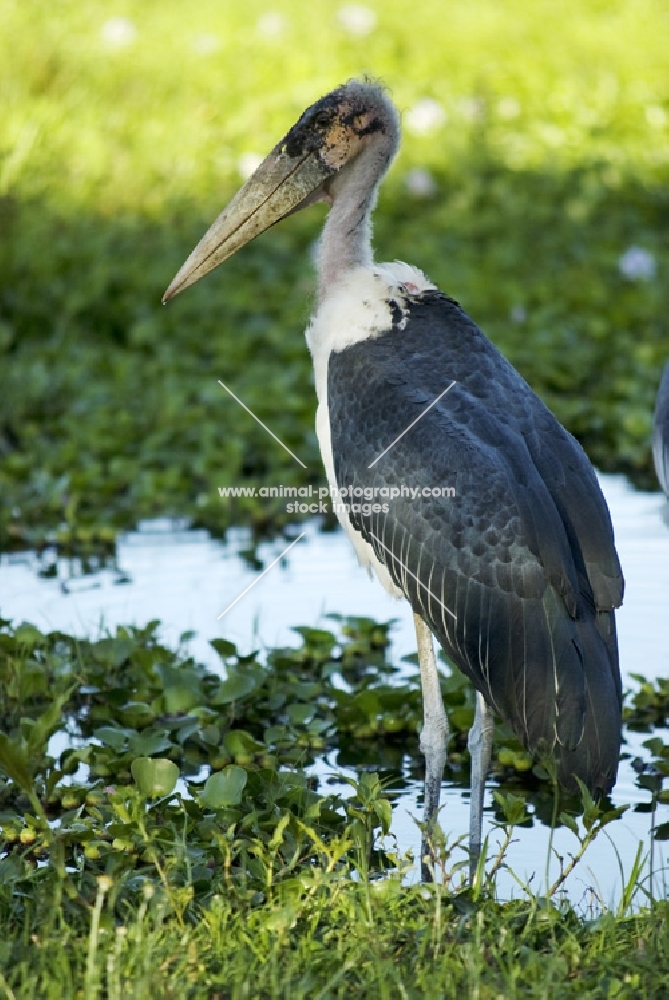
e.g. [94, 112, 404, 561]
[131, 757, 179, 798]
[451, 706, 475, 731]
[639, 774, 663, 794]
[25, 688, 73, 755]
[93, 727, 129, 752]
[200, 766, 247, 808]
[642, 737, 666, 757]
[574, 776, 599, 832]
[158, 665, 202, 714]
[359, 772, 382, 800]
[0, 734, 34, 793]
[210, 638, 238, 659]
[373, 798, 392, 835]
[13, 623, 45, 647]
[212, 672, 258, 705]
[559, 811, 579, 837]
[92, 635, 134, 668]
[269, 812, 291, 851]
[291, 627, 336, 654]
[128, 730, 174, 756]
[223, 730, 263, 762]
[493, 791, 529, 826]
[200, 724, 221, 746]
[600, 806, 629, 828]
[286, 703, 314, 725]
[119, 702, 156, 727]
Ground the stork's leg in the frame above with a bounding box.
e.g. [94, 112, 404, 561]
[468, 691, 494, 881]
[413, 613, 449, 882]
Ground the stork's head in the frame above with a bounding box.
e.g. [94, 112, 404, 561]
[162, 80, 399, 302]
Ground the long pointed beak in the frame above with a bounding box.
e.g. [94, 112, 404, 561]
[162, 144, 332, 303]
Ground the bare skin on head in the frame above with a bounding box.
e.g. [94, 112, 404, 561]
[163, 81, 399, 303]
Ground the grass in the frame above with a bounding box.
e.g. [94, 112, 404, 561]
[0, 0, 668, 548]
[3, 878, 668, 998]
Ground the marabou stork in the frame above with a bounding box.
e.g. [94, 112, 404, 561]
[164, 80, 624, 879]
[653, 361, 669, 496]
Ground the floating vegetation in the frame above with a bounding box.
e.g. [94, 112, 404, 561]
[0, 615, 667, 995]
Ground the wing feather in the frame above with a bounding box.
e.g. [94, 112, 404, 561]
[327, 291, 623, 794]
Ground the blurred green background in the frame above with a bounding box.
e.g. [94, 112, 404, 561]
[0, 0, 667, 549]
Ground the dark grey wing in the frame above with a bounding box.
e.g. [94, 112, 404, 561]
[523, 404, 624, 611]
[653, 361, 669, 495]
[327, 291, 622, 794]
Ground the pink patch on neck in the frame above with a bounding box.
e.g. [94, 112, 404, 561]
[403, 281, 419, 293]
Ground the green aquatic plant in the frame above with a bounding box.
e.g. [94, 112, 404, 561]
[0, 613, 667, 996]
[1, 0, 667, 548]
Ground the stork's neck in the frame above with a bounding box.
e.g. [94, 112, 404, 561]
[316, 130, 398, 303]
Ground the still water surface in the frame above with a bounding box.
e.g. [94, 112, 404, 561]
[1, 474, 667, 904]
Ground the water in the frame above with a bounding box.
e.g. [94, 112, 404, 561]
[1, 474, 667, 904]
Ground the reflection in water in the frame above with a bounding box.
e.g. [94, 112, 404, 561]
[662, 503, 669, 533]
[653, 360, 669, 495]
[1, 474, 667, 902]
